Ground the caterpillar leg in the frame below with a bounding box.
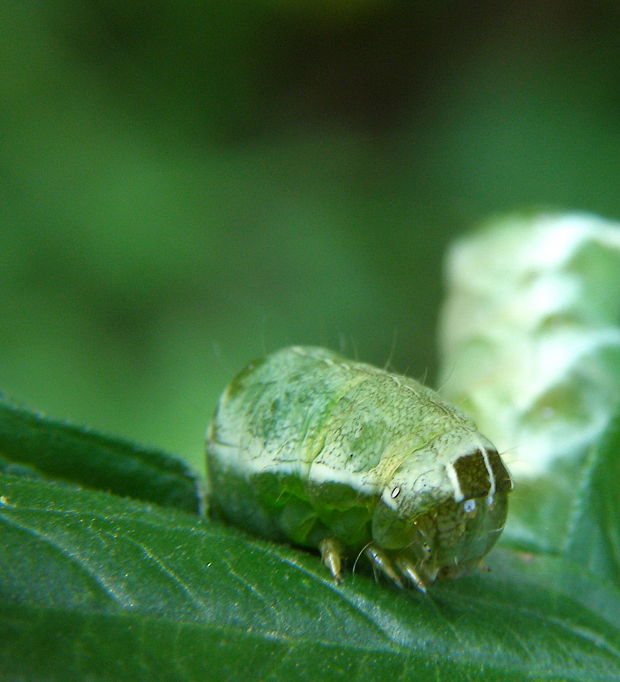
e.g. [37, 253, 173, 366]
[365, 544, 403, 588]
[394, 554, 428, 593]
[319, 537, 344, 584]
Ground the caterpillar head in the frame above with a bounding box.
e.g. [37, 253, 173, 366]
[372, 432, 513, 584]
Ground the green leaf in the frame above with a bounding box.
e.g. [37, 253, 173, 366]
[1, 475, 619, 681]
[564, 413, 620, 585]
[0, 400, 202, 514]
[502, 457, 592, 554]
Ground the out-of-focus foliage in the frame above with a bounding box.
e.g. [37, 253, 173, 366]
[2, 1, 620, 470]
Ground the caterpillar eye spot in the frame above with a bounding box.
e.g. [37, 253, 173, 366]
[391, 486, 401, 499]
[463, 499, 477, 514]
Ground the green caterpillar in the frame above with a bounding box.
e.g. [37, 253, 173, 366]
[206, 346, 512, 591]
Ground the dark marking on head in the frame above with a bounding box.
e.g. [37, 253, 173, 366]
[488, 450, 513, 493]
[453, 449, 512, 499]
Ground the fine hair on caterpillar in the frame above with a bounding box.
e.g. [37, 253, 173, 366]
[206, 345, 513, 591]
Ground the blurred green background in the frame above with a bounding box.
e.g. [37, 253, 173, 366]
[2, 1, 620, 472]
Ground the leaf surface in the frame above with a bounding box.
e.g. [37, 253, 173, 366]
[0, 400, 202, 514]
[564, 414, 620, 586]
[1, 475, 619, 681]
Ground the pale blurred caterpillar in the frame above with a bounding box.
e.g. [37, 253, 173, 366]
[206, 346, 512, 591]
[438, 213, 620, 549]
[439, 213, 620, 479]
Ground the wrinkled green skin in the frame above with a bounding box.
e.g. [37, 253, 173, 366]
[206, 346, 512, 590]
